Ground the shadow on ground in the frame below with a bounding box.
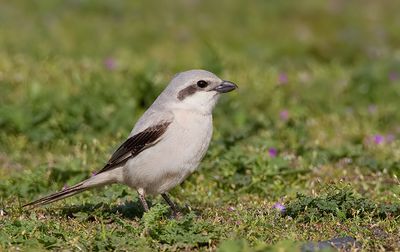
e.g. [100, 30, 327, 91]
[59, 200, 151, 220]
[58, 200, 195, 220]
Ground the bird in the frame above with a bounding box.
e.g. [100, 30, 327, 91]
[23, 69, 237, 215]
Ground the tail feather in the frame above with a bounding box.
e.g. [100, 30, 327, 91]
[22, 182, 88, 208]
[22, 168, 122, 209]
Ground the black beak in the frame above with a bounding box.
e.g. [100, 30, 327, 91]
[213, 80, 238, 93]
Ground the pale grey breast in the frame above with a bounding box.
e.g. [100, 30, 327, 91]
[122, 110, 213, 194]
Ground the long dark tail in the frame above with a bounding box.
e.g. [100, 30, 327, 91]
[23, 170, 120, 209]
[22, 182, 89, 208]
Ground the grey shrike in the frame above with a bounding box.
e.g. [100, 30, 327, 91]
[23, 69, 237, 214]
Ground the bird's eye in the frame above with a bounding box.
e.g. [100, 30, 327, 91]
[196, 80, 208, 88]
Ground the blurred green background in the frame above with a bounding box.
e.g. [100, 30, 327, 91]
[1, 0, 400, 251]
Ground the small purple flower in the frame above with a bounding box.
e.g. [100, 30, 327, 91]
[62, 184, 69, 190]
[91, 171, 97, 177]
[389, 72, 398, 82]
[365, 134, 395, 146]
[279, 110, 289, 121]
[278, 72, 288, 85]
[373, 135, 384, 145]
[227, 206, 236, 212]
[104, 57, 117, 70]
[272, 202, 286, 213]
[268, 148, 278, 157]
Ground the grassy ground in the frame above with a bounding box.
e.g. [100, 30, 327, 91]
[1, 0, 400, 251]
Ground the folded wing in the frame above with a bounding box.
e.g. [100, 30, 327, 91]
[97, 121, 172, 174]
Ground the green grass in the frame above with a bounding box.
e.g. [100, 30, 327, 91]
[1, 0, 400, 251]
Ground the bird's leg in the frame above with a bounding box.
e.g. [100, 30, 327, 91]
[137, 188, 149, 212]
[161, 193, 181, 216]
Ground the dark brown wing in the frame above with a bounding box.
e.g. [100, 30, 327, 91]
[97, 121, 171, 174]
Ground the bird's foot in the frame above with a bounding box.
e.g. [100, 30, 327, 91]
[170, 209, 183, 220]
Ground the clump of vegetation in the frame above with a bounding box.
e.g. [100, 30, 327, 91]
[284, 186, 400, 222]
[142, 204, 220, 248]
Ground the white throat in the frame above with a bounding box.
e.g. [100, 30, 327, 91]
[170, 92, 220, 115]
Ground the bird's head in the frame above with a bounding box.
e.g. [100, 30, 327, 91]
[158, 69, 237, 115]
